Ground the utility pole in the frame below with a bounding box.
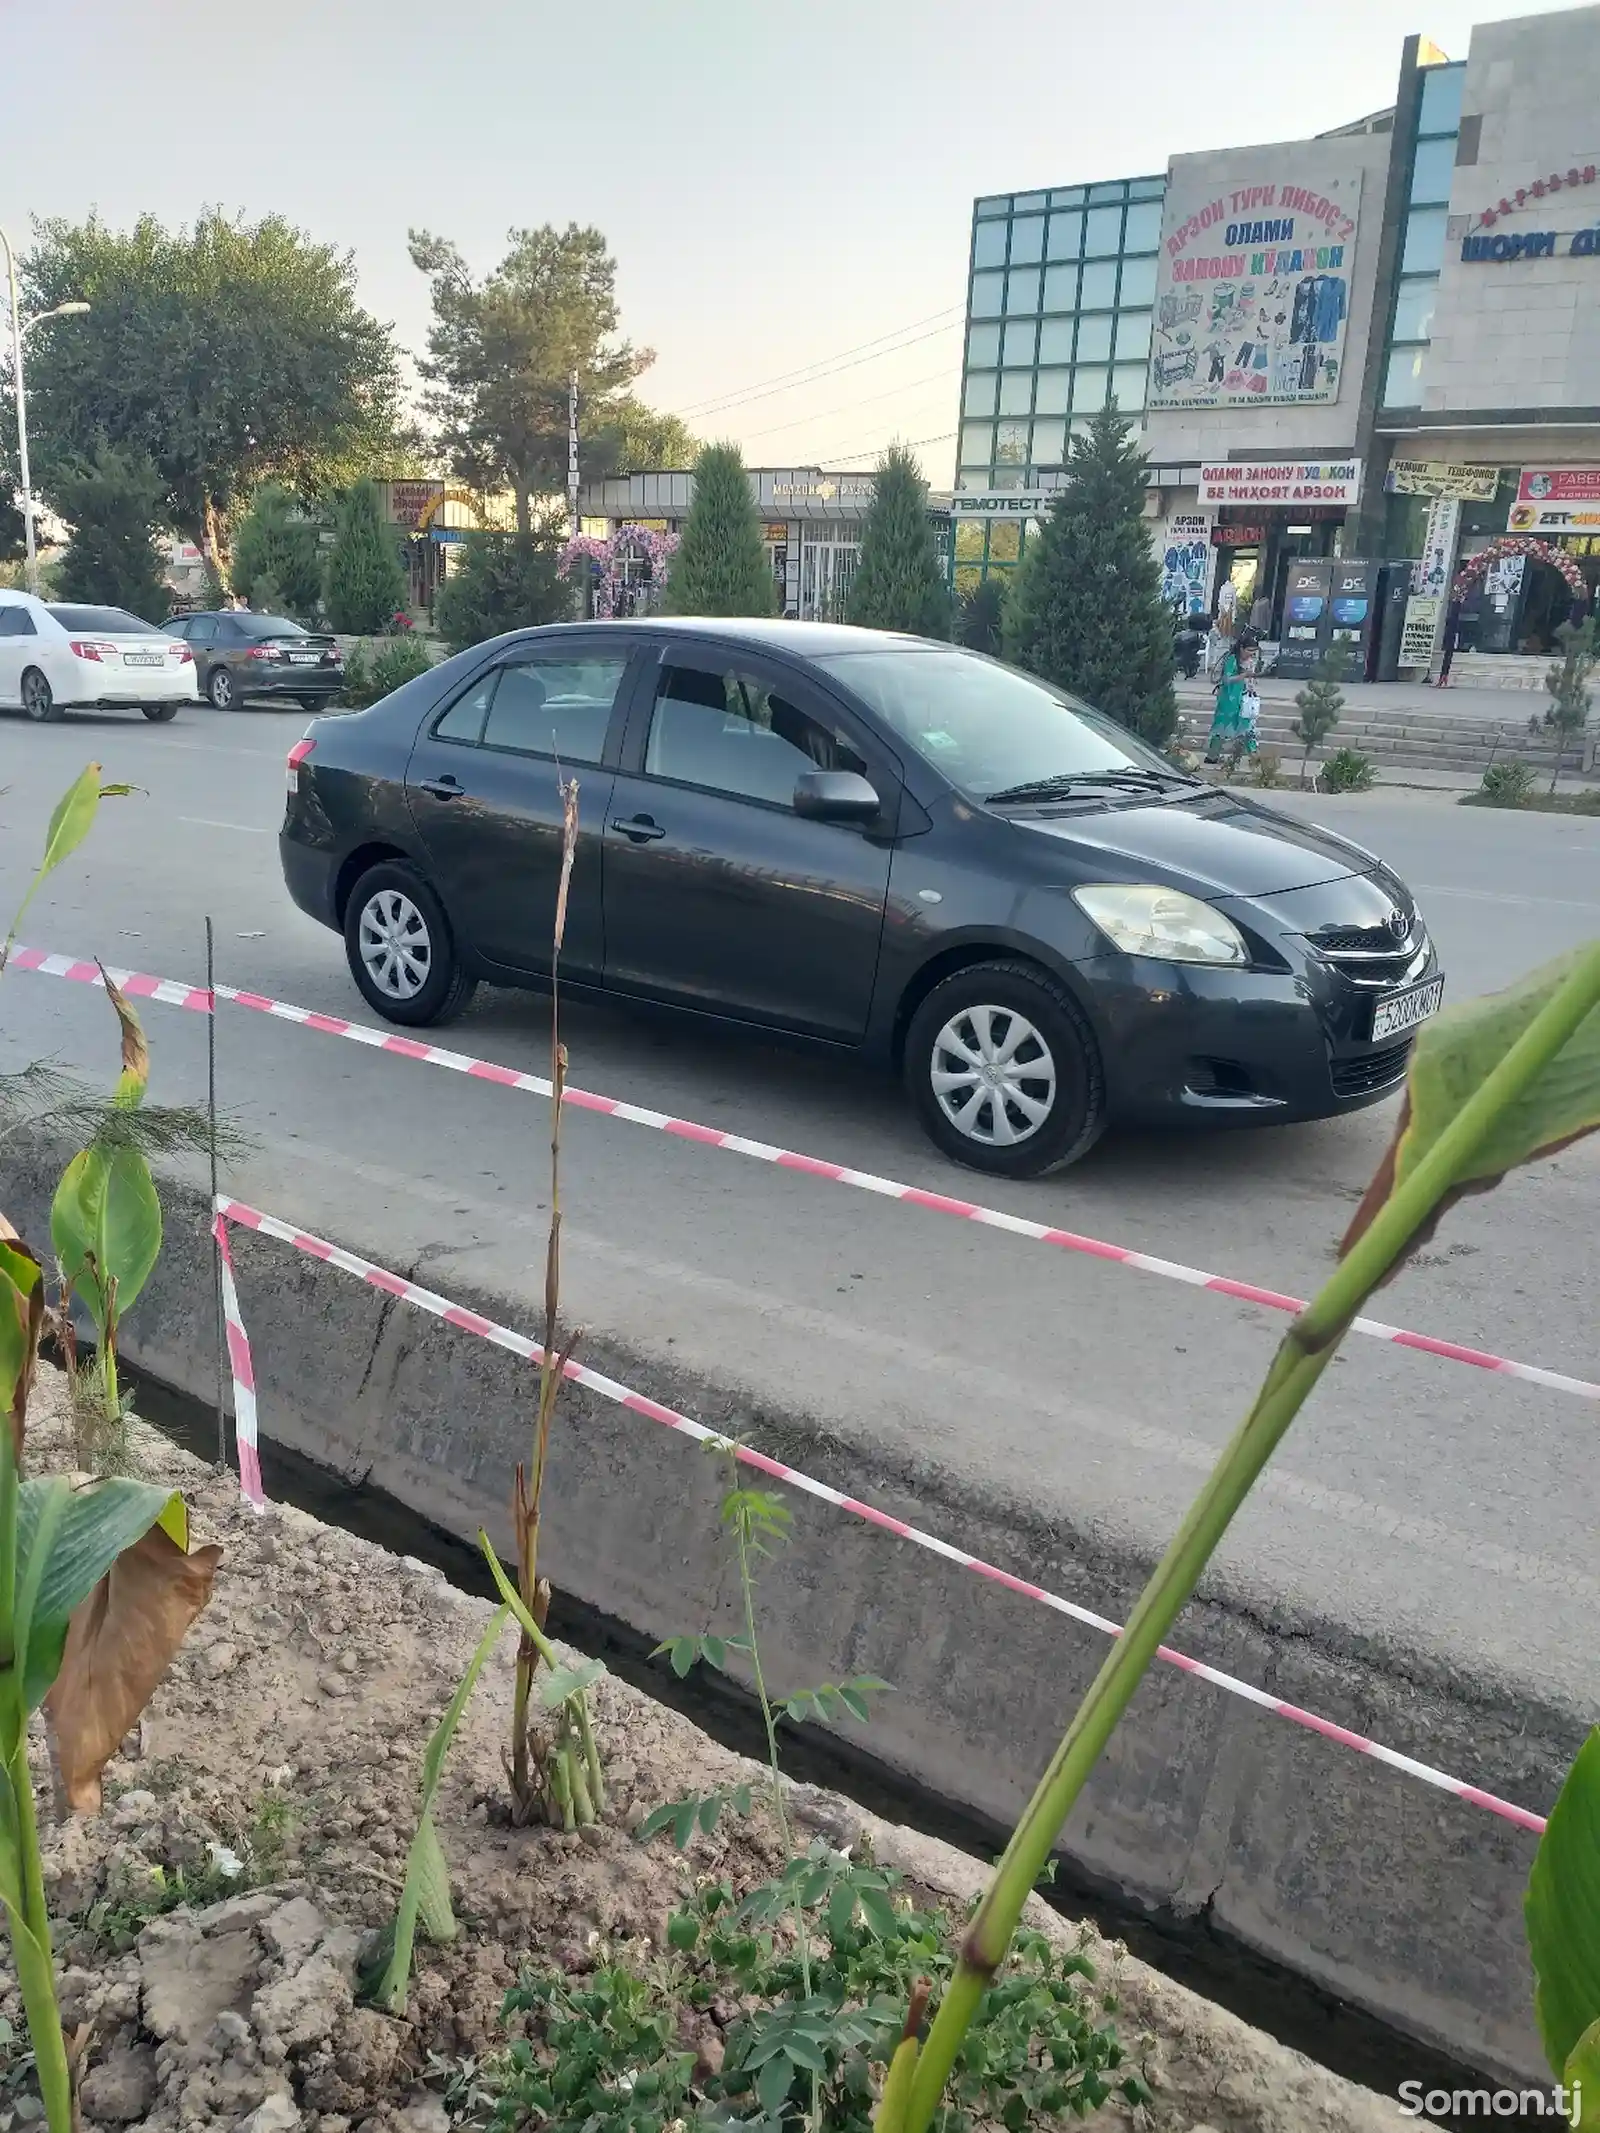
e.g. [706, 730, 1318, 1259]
[0, 225, 89, 597]
[567, 367, 580, 540]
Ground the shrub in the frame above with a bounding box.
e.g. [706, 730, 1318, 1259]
[434, 529, 569, 654]
[1291, 641, 1349, 786]
[1319, 746, 1376, 793]
[230, 484, 323, 618]
[341, 636, 434, 709]
[956, 576, 1005, 655]
[1477, 758, 1539, 807]
[323, 478, 407, 634]
[1252, 747, 1286, 788]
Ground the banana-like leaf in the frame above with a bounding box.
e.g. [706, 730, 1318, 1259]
[99, 971, 150, 1111]
[1566, 2017, 1600, 2125]
[51, 1142, 162, 1333]
[1345, 946, 1600, 1271]
[1526, 1729, 1600, 2080]
[46, 1520, 222, 1812]
[0, 1239, 43, 1462]
[15, 1477, 187, 1712]
[376, 1602, 509, 2013]
[538, 1657, 605, 1709]
[39, 766, 109, 884]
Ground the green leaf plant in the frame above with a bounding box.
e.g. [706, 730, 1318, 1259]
[872, 942, 1600, 2133]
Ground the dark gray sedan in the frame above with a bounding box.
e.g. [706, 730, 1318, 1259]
[168, 610, 344, 712]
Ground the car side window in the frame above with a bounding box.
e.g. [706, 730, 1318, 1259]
[433, 673, 498, 745]
[644, 664, 867, 809]
[188, 617, 217, 644]
[219, 617, 248, 641]
[0, 609, 36, 637]
[479, 655, 628, 765]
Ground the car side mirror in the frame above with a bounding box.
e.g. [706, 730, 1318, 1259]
[793, 769, 881, 822]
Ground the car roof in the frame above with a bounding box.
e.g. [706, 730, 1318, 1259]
[515, 618, 937, 655]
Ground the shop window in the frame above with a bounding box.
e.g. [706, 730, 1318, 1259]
[957, 469, 990, 491]
[1401, 206, 1448, 275]
[1050, 186, 1086, 208]
[1042, 263, 1079, 311]
[1046, 211, 1083, 262]
[1087, 181, 1124, 204]
[1009, 214, 1045, 264]
[1013, 191, 1047, 214]
[1037, 317, 1074, 363]
[1079, 259, 1118, 310]
[963, 371, 997, 418]
[988, 466, 1024, 490]
[995, 419, 1029, 464]
[1070, 366, 1111, 412]
[1030, 417, 1067, 465]
[975, 194, 1010, 218]
[1128, 175, 1166, 201]
[1083, 205, 1123, 256]
[1033, 367, 1071, 414]
[954, 521, 986, 562]
[1123, 199, 1164, 252]
[1001, 318, 1037, 367]
[1418, 62, 1464, 136]
[1409, 135, 1456, 206]
[972, 221, 1007, 271]
[1004, 266, 1041, 314]
[960, 421, 994, 464]
[1110, 362, 1146, 412]
[971, 271, 1004, 318]
[1117, 254, 1158, 307]
[1382, 347, 1426, 407]
[989, 522, 1022, 564]
[998, 369, 1034, 415]
[1114, 309, 1152, 361]
[1390, 276, 1438, 344]
[967, 322, 1001, 368]
[1074, 313, 1113, 364]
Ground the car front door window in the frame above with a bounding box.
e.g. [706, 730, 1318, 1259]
[645, 664, 867, 806]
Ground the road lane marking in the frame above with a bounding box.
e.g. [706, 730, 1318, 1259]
[179, 817, 273, 834]
[1414, 882, 1600, 914]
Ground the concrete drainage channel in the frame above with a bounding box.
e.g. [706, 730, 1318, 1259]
[0, 1141, 1575, 2099]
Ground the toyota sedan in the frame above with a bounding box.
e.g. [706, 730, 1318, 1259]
[0, 594, 197, 722]
[279, 619, 1440, 1178]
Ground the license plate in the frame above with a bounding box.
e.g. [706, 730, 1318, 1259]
[124, 653, 162, 667]
[1372, 976, 1444, 1041]
[288, 651, 320, 664]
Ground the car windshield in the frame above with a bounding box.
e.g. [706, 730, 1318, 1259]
[230, 613, 308, 638]
[815, 646, 1187, 800]
[46, 605, 160, 634]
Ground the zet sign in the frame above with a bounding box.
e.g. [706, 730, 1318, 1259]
[1507, 467, 1600, 533]
[1199, 460, 1360, 506]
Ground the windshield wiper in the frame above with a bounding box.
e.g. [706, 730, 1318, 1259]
[984, 768, 1194, 803]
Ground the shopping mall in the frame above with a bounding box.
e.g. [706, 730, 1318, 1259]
[954, 2, 1600, 686]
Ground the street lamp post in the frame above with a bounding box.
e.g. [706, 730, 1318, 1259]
[0, 224, 89, 595]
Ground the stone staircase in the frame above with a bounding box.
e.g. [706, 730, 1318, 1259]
[1175, 689, 1587, 776]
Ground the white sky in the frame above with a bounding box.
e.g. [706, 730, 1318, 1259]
[1, 0, 1584, 483]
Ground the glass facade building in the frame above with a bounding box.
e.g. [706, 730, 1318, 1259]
[954, 175, 1166, 593]
[1378, 60, 1465, 411]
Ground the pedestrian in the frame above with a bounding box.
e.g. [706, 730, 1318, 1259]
[1204, 635, 1258, 764]
[1249, 590, 1272, 636]
[1436, 594, 1463, 686]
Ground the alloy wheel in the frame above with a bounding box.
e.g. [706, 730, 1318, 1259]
[357, 889, 432, 1001]
[928, 1003, 1057, 1148]
[21, 670, 54, 722]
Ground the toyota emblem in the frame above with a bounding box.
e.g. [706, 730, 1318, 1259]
[1387, 910, 1409, 940]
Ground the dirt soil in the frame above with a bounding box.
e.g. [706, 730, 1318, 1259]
[4, 1366, 1396, 2133]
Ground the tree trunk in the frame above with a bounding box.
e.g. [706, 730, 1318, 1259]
[202, 494, 229, 576]
[514, 485, 531, 537]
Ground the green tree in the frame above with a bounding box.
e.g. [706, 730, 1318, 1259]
[1290, 640, 1349, 787]
[434, 525, 569, 654]
[52, 444, 168, 619]
[592, 397, 699, 475]
[956, 576, 1006, 655]
[846, 446, 951, 638]
[1002, 404, 1177, 747]
[1542, 614, 1596, 792]
[663, 443, 775, 617]
[229, 483, 322, 617]
[323, 479, 406, 634]
[409, 224, 651, 534]
[17, 212, 404, 565]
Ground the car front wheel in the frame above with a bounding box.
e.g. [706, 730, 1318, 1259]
[905, 960, 1106, 1178]
[343, 861, 477, 1027]
[142, 703, 179, 722]
[21, 669, 59, 723]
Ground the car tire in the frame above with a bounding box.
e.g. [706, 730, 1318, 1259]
[206, 666, 235, 710]
[142, 703, 179, 722]
[905, 960, 1106, 1179]
[343, 861, 477, 1028]
[20, 668, 60, 723]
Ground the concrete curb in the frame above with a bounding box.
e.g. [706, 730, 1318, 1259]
[0, 1140, 1571, 2085]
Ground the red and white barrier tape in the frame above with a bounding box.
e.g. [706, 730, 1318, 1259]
[14, 944, 1600, 1411]
[210, 1212, 266, 1512]
[213, 1192, 1547, 1836]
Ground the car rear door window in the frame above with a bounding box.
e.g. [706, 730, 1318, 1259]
[479, 654, 628, 765]
[432, 673, 498, 745]
[645, 664, 867, 808]
[0, 609, 37, 636]
[188, 617, 217, 644]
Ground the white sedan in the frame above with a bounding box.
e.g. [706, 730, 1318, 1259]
[0, 593, 198, 723]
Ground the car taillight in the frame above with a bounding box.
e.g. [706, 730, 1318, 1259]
[169, 643, 193, 664]
[287, 737, 315, 792]
[69, 639, 119, 661]
[248, 645, 283, 662]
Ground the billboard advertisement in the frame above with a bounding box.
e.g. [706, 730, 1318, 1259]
[1507, 467, 1600, 533]
[1150, 168, 1361, 410]
[1276, 558, 1333, 678]
[1157, 513, 1213, 613]
[1198, 460, 1360, 508]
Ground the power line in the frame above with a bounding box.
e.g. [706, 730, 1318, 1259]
[734, 366, 958, 445]
[667, 307, 963, 421]
[814, 425, 957, 469]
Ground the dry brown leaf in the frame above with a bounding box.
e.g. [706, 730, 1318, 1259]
[46, 1524, 222, 1813]
[97, 965, 150, 1102]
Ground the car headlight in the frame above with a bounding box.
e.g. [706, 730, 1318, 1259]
[1073, 883, 1248, 965]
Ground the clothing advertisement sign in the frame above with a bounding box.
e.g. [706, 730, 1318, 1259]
[1507, 467, 1600, 533]
[1276, 558, 1335, 678]
[1150, 168, 1361, 409]
[1400, 597, 1442, 668]
[1413, 496, 1461, 601]
[1198, 460, 1360, 507]
[1157, 513, 1213, 613]
[1385, 459, 1500, 501]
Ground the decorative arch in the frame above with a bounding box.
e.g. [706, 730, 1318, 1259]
[414, 485, 482, 535]
[1452, 536, 1587, 602]
[558, 523, 681, 618]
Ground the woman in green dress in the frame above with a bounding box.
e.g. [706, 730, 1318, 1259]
[1204, 637, 1257, 763]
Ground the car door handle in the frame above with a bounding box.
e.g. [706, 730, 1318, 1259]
[418, 776, 464, 799]
[610, 814, 666, 843]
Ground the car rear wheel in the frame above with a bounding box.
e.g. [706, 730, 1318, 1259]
[21, 669, 59, 723]
[142, 703, 179, 722]
[343, 861, 477, 1027]
[207, 666, 235, 710]
[905, 961, 1105, 1178]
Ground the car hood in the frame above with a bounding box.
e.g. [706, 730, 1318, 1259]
[1012, 790, 1370, 898]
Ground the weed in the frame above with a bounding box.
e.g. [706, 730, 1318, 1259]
[1318, 745, 1376, 793]
[1472, 758, 1539, 807]
[1251, 746, 1286, 789]
[80, 1854, 246, 1953]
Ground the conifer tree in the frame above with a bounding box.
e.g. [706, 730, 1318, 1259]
[664, 443, 776, 616]
[846, 445, 950, 637]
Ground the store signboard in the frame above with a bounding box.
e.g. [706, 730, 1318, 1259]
[1507, 467, 1600, 532]
[949, 490, 1058, 518]
[388, 480, 445, 530]
[1198, 460, 1360, 507]
[1413, 496, 1462, 601]
[1385, 458, 1500, 501]
[1400, 596, 1442, 669]
[1211, 521, 1267, 545]
[1150, 166, 1361, 409]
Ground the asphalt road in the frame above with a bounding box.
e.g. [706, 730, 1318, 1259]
[2, 700, 1597, 1709]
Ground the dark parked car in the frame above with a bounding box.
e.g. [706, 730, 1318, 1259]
[168, 610, 343, 711]
[279, 619, 1441, 1178]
